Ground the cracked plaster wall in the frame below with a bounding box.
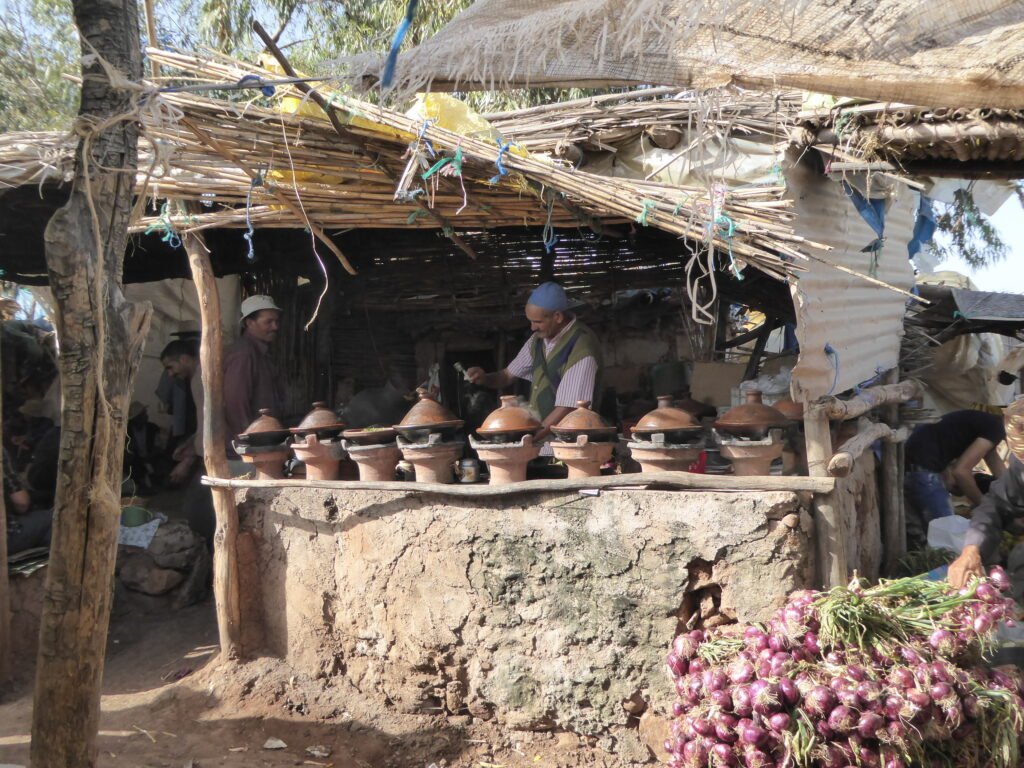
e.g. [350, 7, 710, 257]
[235, 487, 813, 736]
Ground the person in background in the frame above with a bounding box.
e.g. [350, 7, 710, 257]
[5, 448, 51, 555]
[160, 339, 203, 485]
[223, 295, 285, 454]
[904, 408, 1006, 550]
[949, 398, 1024, 595]
[466, 282, 602, 442]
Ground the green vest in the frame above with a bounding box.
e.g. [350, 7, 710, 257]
[529, 321, 602, 419]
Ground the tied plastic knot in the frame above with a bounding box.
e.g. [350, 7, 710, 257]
[635, 199, 657, 226]
[489, 138, 517, 184]
[416, 119, 437, 158]
[236, 74, 276, 98]
[542, 193, 558, 254]
[709, 214, 743, 281]
[243, 170, 266, 263]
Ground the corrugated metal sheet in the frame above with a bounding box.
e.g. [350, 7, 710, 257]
[787, 160, 917, 402]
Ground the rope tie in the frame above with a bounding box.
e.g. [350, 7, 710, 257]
[143, 200, 182, 249]
[381, 0, 420, 89]
[235, 74, 276, 98]
[710, 214, 743, 280]
[489, 138, 517, 184]
[635, 199, 657, 226]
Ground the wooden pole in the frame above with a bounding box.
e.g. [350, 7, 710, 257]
[827, 417, 909, 478]
[805, 403, 847, 588]
[181, 224, 243, 660]
[880, 369, 907, 574]
[820, 380, 922, 421]
[0, 328, 9, 684]
[141, 0, 159, 79]
[31, 0, 153, 762]
[202, 470, 837, 495]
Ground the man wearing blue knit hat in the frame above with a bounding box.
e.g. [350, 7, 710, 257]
[468, 282, 602, 441]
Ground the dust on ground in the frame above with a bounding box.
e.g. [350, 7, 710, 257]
[0, 598, 645, 767]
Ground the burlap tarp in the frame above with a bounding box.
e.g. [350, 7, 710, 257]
[337, 0, 1024, 109]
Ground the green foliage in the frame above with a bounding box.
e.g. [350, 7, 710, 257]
[931, 187, 1008, 270]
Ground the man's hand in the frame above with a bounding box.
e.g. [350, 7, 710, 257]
[9, 489, 30, 516]
[168, 456, 196, 486]
[465, 367, 487, 385]
[948, 544, 985, 589]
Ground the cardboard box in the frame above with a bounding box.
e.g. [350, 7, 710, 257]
[690, 362, 747, 407]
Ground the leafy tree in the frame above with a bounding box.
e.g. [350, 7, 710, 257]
[930, 188, 1008, 270]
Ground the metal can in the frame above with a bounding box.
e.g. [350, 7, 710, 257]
[459, 458, 480, 483]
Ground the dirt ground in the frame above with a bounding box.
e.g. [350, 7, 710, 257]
[0, 598, 648, 768]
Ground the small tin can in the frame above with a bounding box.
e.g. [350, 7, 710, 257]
[397, 461, 415, 481]
[459, 458, 480, 483]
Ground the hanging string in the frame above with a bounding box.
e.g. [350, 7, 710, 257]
[243, 169, 265, 263]
[824, 343, 840, 395]
[542, 192, 558, 254]
[710, 213, 743, 281]
[143, 200, 182, 249]
[381, 0, 420, 89]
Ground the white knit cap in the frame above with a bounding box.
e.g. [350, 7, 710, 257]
[240, 294, 281, 321]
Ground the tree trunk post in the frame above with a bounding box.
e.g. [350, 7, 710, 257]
[805, 404, 847, 588]
[880, 369, 907, 574]
[30, 0, 152, 764]
[180, 225, 243, 660]
[0, 330, 9, 684]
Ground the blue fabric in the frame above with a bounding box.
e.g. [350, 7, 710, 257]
[527, 282, 569, 312]
[907, 194, 937, 260]
[904, 470, 955, 549]
[841, 182, 887, 239]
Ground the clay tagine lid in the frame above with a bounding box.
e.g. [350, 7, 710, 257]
[632, 395, 703, 437]
[477, 395, 541, 435]
[291, 401, 346, 438]
[551, 401, 617, 442]
[395, 388, 463, 431]
[772, 396, 804, 422]
[714, 390, 787, 438]
[237, 408, 290, 446]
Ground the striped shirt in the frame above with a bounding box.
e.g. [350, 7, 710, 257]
[507, 319, 599, 408]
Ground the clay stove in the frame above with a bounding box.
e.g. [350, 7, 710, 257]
[234, 408, 291, 480]
[472, 395, 542, 485]
[627, 395, 704, 473]
[394, 389, 465, 484]
[343, 428, 401, 482]
[549, 401, 616, 478]
[713, 390, 788, 476]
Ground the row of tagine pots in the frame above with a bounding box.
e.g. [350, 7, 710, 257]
[232, 389, 805, 485]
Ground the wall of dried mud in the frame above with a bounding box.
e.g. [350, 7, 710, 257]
[235, 487, 814, 739]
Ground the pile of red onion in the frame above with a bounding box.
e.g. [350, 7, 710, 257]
[665, 568, 1024, 767]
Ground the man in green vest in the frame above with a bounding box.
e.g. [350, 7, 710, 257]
[467, 282, 602, 441]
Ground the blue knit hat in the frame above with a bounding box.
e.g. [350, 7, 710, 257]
[527, 282, 569, 312]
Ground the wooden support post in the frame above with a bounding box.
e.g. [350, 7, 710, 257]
[880, 369, 907, 574]
[181, 225, 243, 660]
[743, 317, 778, 381]
[31, 0, 152, 761]
[821, 380, 922, 421]
[805, 403, 847, 588]
[0, 331, 9, 684]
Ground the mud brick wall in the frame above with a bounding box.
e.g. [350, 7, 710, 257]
[235, 487, 814, 736]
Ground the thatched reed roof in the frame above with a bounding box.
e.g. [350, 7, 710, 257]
[0, 49, 824, 285]
[335, 0, 1024, 110]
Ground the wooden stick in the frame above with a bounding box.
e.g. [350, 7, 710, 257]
[805, 403, 847, 588]
[180, 117, 358, 275]
[250, 20, 479, 261]
[820, 380, 922, 421]
[181, 222, 243, 661]
[202, 470, 836, 495]
[827, 417, 910, 478]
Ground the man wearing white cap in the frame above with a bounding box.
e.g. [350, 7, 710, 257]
[224, 295, 285, 453]
[467, 281, 601, 442]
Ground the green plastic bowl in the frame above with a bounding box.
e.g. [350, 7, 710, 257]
[121, 505, 153, 527]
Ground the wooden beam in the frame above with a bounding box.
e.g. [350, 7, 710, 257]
[805, 403, 847, 588]
[827, 417, 910, 478]
[250, 20, 479, 262]
[203, 470, 836, 495]
[743, 317, 778, 380]
[181, 222, 243, 660]
[180, 117, 358, 275]
[820, 380, 922, 421]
